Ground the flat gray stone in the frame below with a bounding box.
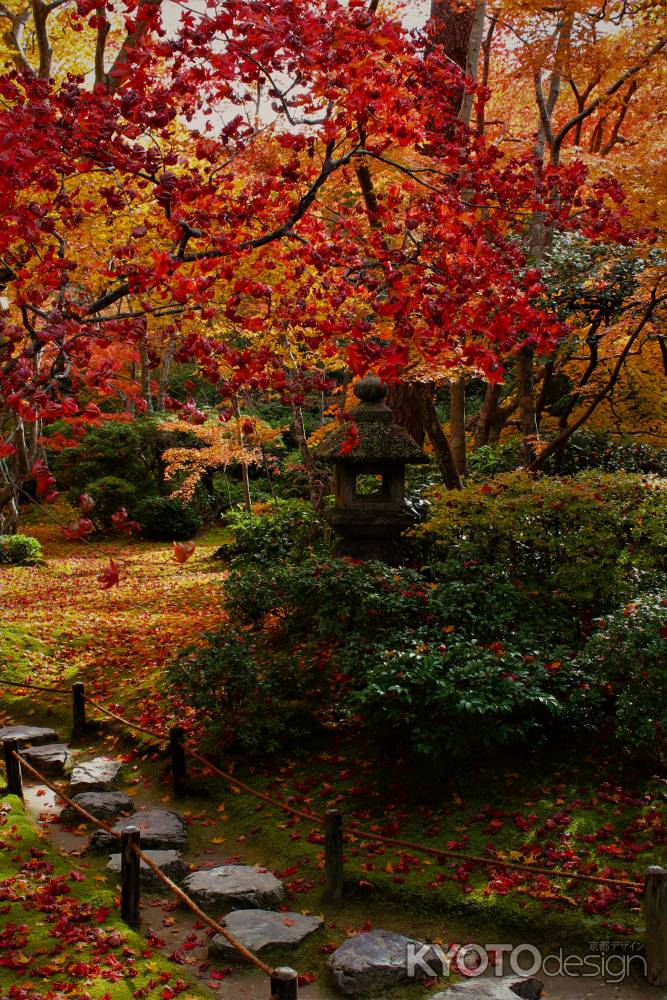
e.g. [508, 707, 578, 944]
[0, 725, 58, 749]
[68, 757, 123, 796]
[431, 978, 543, 999]
[107, 849, 188, 889]
[209, 909, 323, 959]
[60, 791, 134, 826]
[89, 809, 188, 851]
[20, 743, 72, 777]
[329, 929, 445, 996]
[183, 865, 285, 911]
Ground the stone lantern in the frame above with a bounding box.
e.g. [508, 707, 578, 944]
[315, 375, 427, 563]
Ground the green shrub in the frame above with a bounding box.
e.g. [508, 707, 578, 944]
[547, 431, 667, 477]
[169, 555, 589, 759]
[577, 592, 667, 766]
[352, 636, 589, 759]
[47, 417, 204, 502]
[86, 476, 139, 529]
[466, 432, 667, 479]
[0, 534, 42, 565]
[134, 495, 201, 540]
[168, 626, 304, 755]
[217, 499, 326, 563]
[412, 471, 666, 611]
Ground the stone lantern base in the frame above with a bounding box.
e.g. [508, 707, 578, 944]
[324, 507, 412, 565]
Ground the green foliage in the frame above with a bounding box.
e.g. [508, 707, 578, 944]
[47, 419, 163, 496]
[578, 592, 667, 766]
[170, 555, 588, 759]
[86, 476, 138, 529]
[539, 234, 663, 324]
[548, 431, 667, 476]
[46, 417, 207, 510]
[216, 499, 326, 563]
[352, 637, 587, 759]
[168, 626, 301, 755]
[413, 471, 666, 610]
[466, 432, 667, 480]
[133, 495, 202, 540]
[0, 533, 42, 564]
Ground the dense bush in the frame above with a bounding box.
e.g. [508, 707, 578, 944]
[577, 592, 666, 766]
[466, 432, 667, 479]
[412, 472, 666, 610]
[84, 476, 139, 529]
[216, 499, 327, 563]
[133, 495, 202, 540]
[0, 534, 42, 564]
[169, 555, 590, 758]
[170, 470, 666, 762]
[549, 432, 667, 477]
[48, 419, 165, 497]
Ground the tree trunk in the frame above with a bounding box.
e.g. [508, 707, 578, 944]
[474, 382, 500, 447]
[139, 337, 154, 412]
[448, 378, 467, 475]
[232, 396, 252, 513]
[386, 382, 427, 445]
[291, 404, 328, 511]
[430, 0, 476, 71]
[414, 383, 462, 489]
[516, 346, 537, 465]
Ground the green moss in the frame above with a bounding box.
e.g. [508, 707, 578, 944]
[0, 794, 208, 999]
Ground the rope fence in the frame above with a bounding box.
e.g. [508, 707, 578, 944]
[2, 674, 666, 988]
[4, 745, 296, 996]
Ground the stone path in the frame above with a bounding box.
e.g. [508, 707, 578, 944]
[2, 721, 658, 1000]
[210, 910, 323, 959]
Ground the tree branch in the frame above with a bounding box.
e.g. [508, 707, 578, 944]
[553, 35, 666, 156]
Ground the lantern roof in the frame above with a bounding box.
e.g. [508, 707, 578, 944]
[315, 375, 427, 465]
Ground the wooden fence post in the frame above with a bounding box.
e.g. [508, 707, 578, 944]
[72, 682, 86, 738]
[324, 808, 343, 905]
[3, 739, 23, 798]
[120, 826, 141, 928]
[169, 726, 187, 799]
[646, 865, 667, 987]
[269, 967, 298, 999]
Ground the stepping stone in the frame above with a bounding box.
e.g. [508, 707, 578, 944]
[0, 725, 58, 749]
[60, 791, 134, 826]
[20, 743, 72, 777]
[89, 809, 188, 851]
[328, 929, 446, 996]
[107, 849, 188, 889]
[431, 978, 543, 999]
[183, 865, 285, 911]
[68, 757, 123, 796]
[209, 909, 323, 960]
